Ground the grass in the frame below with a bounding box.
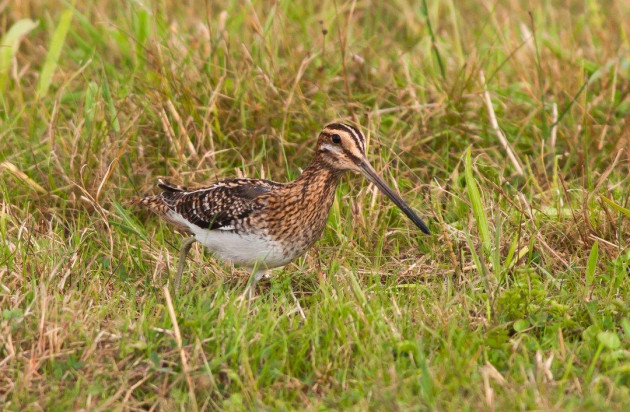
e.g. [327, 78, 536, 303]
[1, 0, 629, 409]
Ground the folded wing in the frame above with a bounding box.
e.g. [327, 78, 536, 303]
[137, 178, 283, 232]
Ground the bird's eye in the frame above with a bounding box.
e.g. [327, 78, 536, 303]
[332, 134, 341, 144]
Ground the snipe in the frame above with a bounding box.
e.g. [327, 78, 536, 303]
[136, 123, 430, 297]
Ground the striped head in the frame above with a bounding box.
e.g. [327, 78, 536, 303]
[317, 123, 367, 172]
[316, 123, 431, 235]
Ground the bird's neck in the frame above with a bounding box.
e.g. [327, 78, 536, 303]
[264, 156, 340, 245]
[280, 155, 341, 219]
[253, 155, 342, 249]
[293, 155, 341, 189]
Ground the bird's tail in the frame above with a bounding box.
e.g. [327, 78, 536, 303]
[131, 179, 180, 214]
[131, 178, 191, 223]
[131, 194, 169, 215]
[132, 181, 192, 233]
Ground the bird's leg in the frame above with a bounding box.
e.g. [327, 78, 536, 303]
[174, 236, 196, 292]
[245, 269, 266, 301]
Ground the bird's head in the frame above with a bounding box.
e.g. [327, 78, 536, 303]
[316, 123, 368, 173]
[316, 123, 431, 235]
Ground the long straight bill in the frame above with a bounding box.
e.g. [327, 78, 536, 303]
[360, 161, 431, 235]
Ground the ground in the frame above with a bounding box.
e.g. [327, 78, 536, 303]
[1, 0, 630, 410]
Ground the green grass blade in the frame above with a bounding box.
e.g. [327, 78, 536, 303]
[101, 73, 120, 133]
[586, 241, 599, 290]
[420, 0, 445, 79]
[83, 81, 98, 133]
[502, 233, 519, 271]
[465, 231, 493, 320]
[112, 201, 147, 241]
[464, 148, 491, 251]
[0, 19, 39, 90]
[134, 8, 151, 69]
[36, 8, 74, 98]
[601, 195, 630, 219]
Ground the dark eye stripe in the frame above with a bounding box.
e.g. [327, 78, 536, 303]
[343, 124, 364, 149]
[325, 123, 365, 153]
[341, 146, 361, 163]
[339, 123, 364, 152]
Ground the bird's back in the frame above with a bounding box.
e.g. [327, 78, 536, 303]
[135, 178, 283, 234]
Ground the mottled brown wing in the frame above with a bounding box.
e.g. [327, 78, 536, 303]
[157, 178, 282, 230]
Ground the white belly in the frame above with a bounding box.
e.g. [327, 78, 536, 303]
[168, 211, 292, 268]
[194, 229, 292, 268]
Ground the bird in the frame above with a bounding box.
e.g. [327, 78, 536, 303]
[135, 123, 430, 297]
